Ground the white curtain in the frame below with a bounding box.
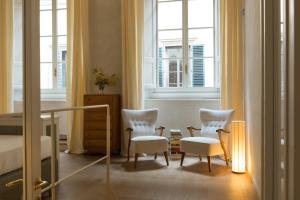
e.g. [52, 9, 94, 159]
[66, 0, 89, 154]
[121, 0, 144, 110]
[220, 0, 245, 159]
[220, 0, 245, 121]
[121, 0, 144, 155]
[0, 0, 13, 114]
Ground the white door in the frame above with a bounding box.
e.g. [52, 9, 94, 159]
[2, 0, 43, 199]
[23, 0, 43, 199]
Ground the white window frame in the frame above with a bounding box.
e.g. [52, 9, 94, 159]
[152, 0, 220, 99]
[40, 0, 67, 101]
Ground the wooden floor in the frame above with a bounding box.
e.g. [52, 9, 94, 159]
[46, 153, 259, 200]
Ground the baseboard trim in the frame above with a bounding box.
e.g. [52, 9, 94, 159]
[248, 172, 261, 199]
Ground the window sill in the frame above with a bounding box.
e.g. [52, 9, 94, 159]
[41, 93, 66, 102]
[146, 88, 220, 100]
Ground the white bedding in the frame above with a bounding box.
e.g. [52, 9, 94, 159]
[0, 135, 51, 176]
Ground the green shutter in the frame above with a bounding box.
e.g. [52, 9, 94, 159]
[158, 47, 163, 87]
[192, 45, 204, 87]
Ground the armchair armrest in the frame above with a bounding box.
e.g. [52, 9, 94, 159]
[216, 129, 230, 143]
[125, 127, 133, 132]
[187, 126, 201, 137]
[155, 126, 165, 136]
[216, 129, 230, 134]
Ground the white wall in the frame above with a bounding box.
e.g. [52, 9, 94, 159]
[145, 99, 220, 136]
[88, 0, 122, 95]
[244, 0, 262, 197]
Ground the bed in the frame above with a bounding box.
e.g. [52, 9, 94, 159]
[0, 135, 54, 199]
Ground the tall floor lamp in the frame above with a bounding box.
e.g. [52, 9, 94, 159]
[232, 121, 246, 173]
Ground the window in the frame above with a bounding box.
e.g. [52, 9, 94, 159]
[157, 0, 219, 89]
[40, 0, 67, 99]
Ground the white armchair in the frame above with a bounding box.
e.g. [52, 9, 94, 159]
[180, 109, 235, 172]
[122, 109, 169, 168]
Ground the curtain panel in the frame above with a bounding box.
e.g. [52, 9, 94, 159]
[66, 0, 89, 154]
[220, 0, 245, 121]
[0, 0, 13, 114]
[220, 0, 245, 159]
[121, 0, 144, 156]
[121, 0, 144, 110]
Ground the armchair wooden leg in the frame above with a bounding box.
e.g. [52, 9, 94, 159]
[220, 142, 229, 166]
[199, 154, 202, 162]
[134, 153, 138, 169]
[180, 152, 185, 166]
[220, 146, 229, 166]
[164, 152, 169, 166]
[224, 155, 229, 166]
[218, 131, 229, 166]
[154, 153, 158, 160]
[207, 156, 211, 172]
[127, 139, 131, 162]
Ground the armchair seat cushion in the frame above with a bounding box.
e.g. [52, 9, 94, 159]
[132, 136, 168, 154]
[180, 137, 224, 156]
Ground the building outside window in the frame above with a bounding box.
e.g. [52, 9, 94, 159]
[157, 0, 219, 90]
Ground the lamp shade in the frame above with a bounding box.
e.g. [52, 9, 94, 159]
[231, 121, 246, 173]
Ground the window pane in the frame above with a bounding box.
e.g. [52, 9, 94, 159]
[40, 0, 52, 10]
[158, 30, 183, 88]
[57, 36, 67, 62]
[168, 59, 183, 87]
[57, 0, 67, 9]
[189, 57, 214, 87]
[40, 10, 52, 36]
[188, 0, 214, 28]
[57, 9, 67, 35]
[189, 28, 214, 57]
[40, 37, 52, 62]
[57, 62, 66, 88]
[57, 36, 67, 88]
[158, 58, 183, 88]
[158, 30, 183, 58]
[41, 63, 53, 89]
[158, 1, 182, 30]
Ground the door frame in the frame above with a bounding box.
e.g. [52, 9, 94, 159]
[23, 0, 42, 199]
[261, 0, 276, 199]
[263, 0, 300, 199]
[286, 0, 300, 199]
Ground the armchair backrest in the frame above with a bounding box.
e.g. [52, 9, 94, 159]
[200, 109, 235, 138]
[122, 108, 158, 137]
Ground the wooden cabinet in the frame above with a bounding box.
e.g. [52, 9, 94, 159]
[84, 94, 121, 154]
